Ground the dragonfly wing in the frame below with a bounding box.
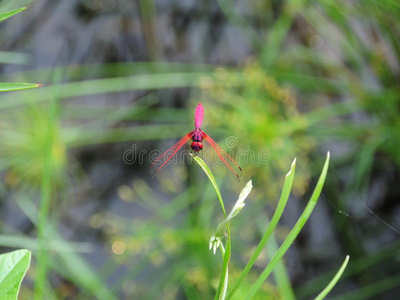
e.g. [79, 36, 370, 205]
[150, 131, 194, 176]
[202, 132, 242, 181]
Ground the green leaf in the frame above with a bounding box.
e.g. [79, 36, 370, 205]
[0, 249, 31, 300]
[0, 83, 42, 92]
[245, 152, 330, 299]
[0, 7, 27, 22]
[315, 255, 350, 300]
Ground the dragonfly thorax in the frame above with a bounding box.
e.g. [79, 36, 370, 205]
[193, 128, 202, 142]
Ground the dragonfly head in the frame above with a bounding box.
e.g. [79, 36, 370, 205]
[191, 141, 203, 152]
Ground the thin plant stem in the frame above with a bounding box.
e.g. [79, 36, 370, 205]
[33, 135, 53, 299]
[34, 71, 61, 299]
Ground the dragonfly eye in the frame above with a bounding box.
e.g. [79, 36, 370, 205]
[191, 142, 203, 151]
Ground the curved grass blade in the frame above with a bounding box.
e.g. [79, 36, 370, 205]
[192, 155, 227, 217]
[315, 255, 350, 300]
[296, 240, 400, 299]
[227, 158, 296, 299]
[245, 152, 330, 299]
[191, 155, 231, 299]
[0, 7, 27, 22]
[0, 83, 42, 92]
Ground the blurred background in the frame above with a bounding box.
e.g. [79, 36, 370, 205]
[0, 0, 399, 299]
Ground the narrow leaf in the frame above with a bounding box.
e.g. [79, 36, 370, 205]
[192, 155, 226, 216]
[0, 249, 31, 300]
[228, 158, 296, 299]
[0, 7, 27, 22]
[314, 255, 350, 300]
[245, 152, 330, 299]
[0, 83, 42, 92]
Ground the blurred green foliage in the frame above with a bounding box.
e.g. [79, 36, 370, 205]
[0, 0, 399, 299]
[0, 105, 65, 188]
[202, 62, 315, 197]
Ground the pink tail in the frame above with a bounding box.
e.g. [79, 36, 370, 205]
[194, 103, 204, 128]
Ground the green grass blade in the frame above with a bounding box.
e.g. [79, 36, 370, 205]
[192, 155, 226, 217]
[0, 7, 26, 22]
[296, 240, 400, 299]
[265, 225, 296, 300]
[0, 234, 93, 253]
[0, 72, 213, 109]
[32, 69, 62, 300]
[315, 255, 350, 300]
[0, 83, 42, 92]
[244, 152, 330, 299]
[191, 155, 231, 299]
[227, 158, 296, 299]
[331, 273, 400, 300]
[0, 62, 216, 83]
[0, 52, 30, 64]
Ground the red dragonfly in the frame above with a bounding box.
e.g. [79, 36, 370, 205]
[150, 103, 242, 181]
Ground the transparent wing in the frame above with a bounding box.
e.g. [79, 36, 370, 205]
[202, 131, 242, 181]
[150, 131, 194, 176]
